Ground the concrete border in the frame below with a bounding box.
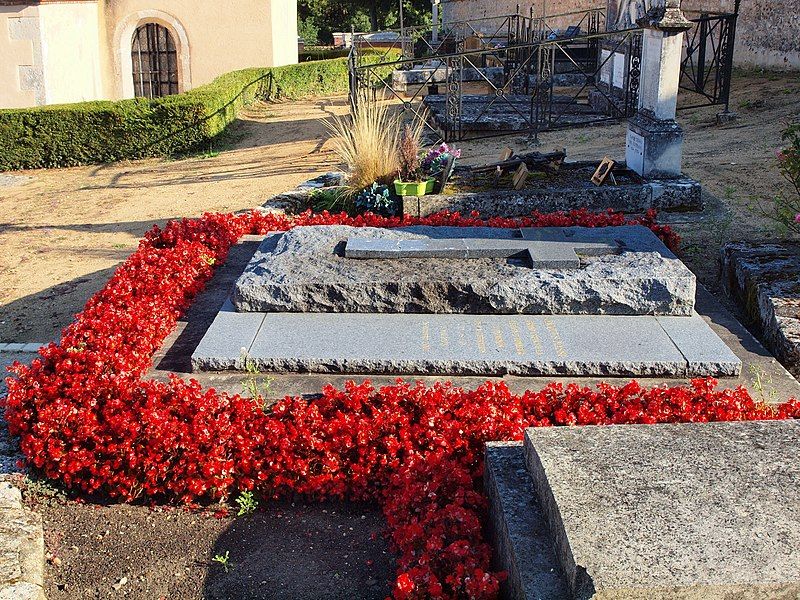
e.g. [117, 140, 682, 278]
[0, 482, 45, 600]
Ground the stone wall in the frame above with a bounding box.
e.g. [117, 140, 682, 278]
[439, 0, 800, 70]
[440, 0, 591, 33]
[0, 1, 103, 109]
[685, 0, 800, 70]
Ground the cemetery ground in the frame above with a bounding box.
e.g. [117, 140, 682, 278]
[2, 69, 800, 346]
[1, 68, 799, 599]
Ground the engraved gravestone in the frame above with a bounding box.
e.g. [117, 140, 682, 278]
[192, 224, 741, 377]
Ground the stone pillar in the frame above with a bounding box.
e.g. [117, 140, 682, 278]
[625, 1, 692, 179]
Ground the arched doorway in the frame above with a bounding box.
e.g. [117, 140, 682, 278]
[131, 23, 179, 98]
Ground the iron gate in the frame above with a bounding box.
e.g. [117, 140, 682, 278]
[680, 4, 740, 112]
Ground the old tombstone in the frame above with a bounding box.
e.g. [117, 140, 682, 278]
[487, 421, 800, 599]
[191, 224, 741, 378]
[625, 0, 692, 178]
[230, 225, 695, 315]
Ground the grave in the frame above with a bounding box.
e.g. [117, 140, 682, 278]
[423, 94, 600, 133]
[232, 226, 696, 316]
[193, 224, 741, 378]
[403, 161, 703, 218]
[487, 420, 800, 599]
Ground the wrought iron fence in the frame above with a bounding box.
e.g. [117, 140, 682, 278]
[349, 26, 643, 143]
[353, 8, 608, 66]
[680, 7, 739, 112]
[531, 28, 642, 138]
[348, 4, 738, 143]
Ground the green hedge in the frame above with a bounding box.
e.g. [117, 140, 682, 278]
[299, 47, 351, 62]
[0, 56, 356, 171]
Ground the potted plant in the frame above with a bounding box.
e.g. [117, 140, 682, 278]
[422, 142, 462, 177]
[394, 125, 435, 197]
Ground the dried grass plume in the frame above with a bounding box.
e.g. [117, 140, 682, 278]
[325, 98, 401, 195]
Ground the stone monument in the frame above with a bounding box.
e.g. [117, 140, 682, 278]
[487, 420, 800, 599]
[193, 225, 740, 378]
[625, 0, 692, 178]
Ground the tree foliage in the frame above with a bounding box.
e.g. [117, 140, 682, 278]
[299, 0, 431, 43]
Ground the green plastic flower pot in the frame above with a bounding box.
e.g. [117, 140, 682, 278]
[395, 178, 435, 197]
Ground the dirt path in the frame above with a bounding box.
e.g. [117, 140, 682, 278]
[1, 70, 798, 343]
[0, 99, 347, 343]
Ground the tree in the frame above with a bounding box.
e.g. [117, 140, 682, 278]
[299, 0, 431, 43]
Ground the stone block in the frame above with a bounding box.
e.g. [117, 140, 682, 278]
[0, 484, 45, 600]
[721, 241, 800, 377]
[192, 310, 741, 378]
[626, 113, 685, 179]
[658, 313, 742, 377]
[345, 232, 619, 269]
[232, 225, 696, 316]
[484, 442, 568, 600]
[524, 421, 800, 598]
[190, 299, 266, 371]
[409, 167, 703, 217]
[0, 485, 22, 511]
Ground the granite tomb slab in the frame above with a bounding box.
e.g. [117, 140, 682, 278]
[232, 226, 696, 316]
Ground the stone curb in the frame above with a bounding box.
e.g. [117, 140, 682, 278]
[0, 344, 44, 355]
[0, 483, 45, 600]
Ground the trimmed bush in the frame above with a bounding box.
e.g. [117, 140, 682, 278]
[299, 47, 351, 62]
[0, 56, 357, 171]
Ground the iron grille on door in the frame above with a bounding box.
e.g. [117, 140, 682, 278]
[131, 23, 179, 98]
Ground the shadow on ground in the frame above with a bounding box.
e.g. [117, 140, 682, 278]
[203, 501, 393, 600]
[0, 267, 118, 343]
[73, 113, 336, 192]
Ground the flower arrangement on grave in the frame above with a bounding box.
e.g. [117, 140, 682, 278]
[325, 97, 400, 203]
[422, 142, 462, 178]
[354, 182, 397, 216]
[394, 123, 436, 197]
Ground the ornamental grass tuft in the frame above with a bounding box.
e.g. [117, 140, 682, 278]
[325, 97, 402, 196]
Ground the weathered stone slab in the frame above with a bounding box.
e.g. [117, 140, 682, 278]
[484, 442, 569, 600]
[424, 94, 600, 132]
[232, 225, 696, 316]
[408, 171, 703, 217]
[721, 241, 800, 378]
[524, 421, 800, 599]
[192, 311, 741, 377]
[190, 299, 266, 371]
[345, 230, 619, 269]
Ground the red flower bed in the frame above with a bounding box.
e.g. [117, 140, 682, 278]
[4, 208, 798, 599]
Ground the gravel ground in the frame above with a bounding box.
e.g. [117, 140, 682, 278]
[0, 353, 26, 476]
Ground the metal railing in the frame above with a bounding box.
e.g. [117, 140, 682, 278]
[680, 6, 739, 112]
[353, 8, 607, 65]
[348, 3, 739, 142]
[350, 26, 643, 143]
